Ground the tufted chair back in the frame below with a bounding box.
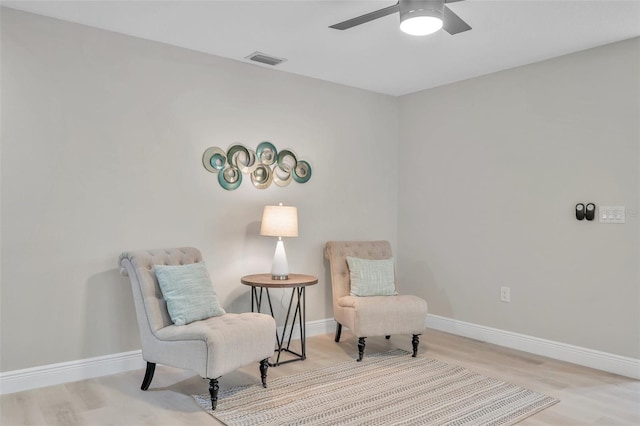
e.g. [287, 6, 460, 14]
[324, 241, 394, 308]
[119, 248, 202, 348]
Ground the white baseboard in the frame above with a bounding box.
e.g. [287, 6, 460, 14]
[426, 314, 640, 380]
[277, 317, 336, 341]
[3, 315, 636, 395]
[0, 350, 146, 395]
[0, 319, 337, 396]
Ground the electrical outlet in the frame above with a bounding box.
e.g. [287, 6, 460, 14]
[500, 286, 511, 302]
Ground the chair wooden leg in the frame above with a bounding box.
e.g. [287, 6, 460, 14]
[260, 358, 269, 388]
[334, 323, 342, 342]
[385, 335, 391, 339]
[412, 334, 420, 357]
[357, 337, 366, 362]
[209, 378, 220, 410]
[140, 362, 156, 391]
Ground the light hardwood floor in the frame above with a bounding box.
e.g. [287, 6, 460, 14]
[2, 329, 639, 425]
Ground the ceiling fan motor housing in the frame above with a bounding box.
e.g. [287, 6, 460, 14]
[328, 0, 469, 36]
[399, 0, 445, 22]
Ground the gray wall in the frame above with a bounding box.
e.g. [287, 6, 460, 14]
[1, 8, 399, 371]
[2, 7, 638, 373]
[398, 38, 639, 359]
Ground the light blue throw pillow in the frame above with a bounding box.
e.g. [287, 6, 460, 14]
[346, 256, 398, 297]
[154, 262, 226, 326]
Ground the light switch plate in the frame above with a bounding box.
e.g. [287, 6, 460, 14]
[599, 206, 625, 224]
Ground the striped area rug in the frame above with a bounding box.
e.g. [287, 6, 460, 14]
[193, 349, 558, 425]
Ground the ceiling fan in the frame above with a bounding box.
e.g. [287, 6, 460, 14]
[329, 0, 471, 36]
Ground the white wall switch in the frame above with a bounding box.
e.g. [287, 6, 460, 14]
[500, 286, 511, 302]
[599, 206, 625, 224]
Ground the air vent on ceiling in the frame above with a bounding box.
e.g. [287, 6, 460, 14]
[245, 52, 287, 66]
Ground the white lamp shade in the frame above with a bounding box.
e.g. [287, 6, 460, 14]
[260, 205, 298, 238]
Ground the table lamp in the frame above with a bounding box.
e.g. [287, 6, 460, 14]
[260, 203, 298, 280]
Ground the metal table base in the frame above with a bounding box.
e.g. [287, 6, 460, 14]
[251, 286, 307, 366]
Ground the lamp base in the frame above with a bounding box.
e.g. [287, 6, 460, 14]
[270, 239, 290, 280]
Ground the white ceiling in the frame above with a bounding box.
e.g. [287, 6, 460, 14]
[3, 0, 640, 96]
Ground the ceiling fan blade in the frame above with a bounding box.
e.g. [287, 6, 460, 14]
[445, 0, 466, 3]
[443, 5, 471, 35]
[329, 2, 400, 30]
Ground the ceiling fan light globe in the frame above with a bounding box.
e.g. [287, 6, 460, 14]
[400, 16, 443, 36]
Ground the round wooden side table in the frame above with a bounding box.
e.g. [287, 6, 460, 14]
[241, 273, 318, 366]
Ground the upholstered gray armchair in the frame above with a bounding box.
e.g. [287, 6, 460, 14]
[325, 241, 428, 361]
[119, 247, 276, 410]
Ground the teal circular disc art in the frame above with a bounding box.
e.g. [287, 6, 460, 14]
[251, 164, 273, 189]
[256, 142, 277, 166]
[277, 149, 297, 172]
[293, 160, 312, 183]
[227, 144, 249, 167]
[202, 147, 226, 173]
[202, 142, 311, 190]
[218, 166, 242, 191]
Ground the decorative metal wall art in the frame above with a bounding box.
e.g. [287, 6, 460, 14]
[202, 142, 312, 191]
